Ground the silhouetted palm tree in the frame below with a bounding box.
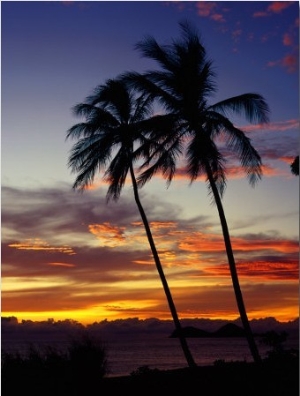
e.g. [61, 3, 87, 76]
[66, 79, 196, 368]
[290, 155, 299, 176]
[126, 21, 270, 364]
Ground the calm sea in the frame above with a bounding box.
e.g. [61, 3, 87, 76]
[104, 334, 297, 376]
[3, 332, 298, 377]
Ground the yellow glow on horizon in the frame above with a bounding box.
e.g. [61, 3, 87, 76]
[2, 304, 298, 326]
[246, 306, 299, 323]
[2, 299, 159, 324]
[2, 276, 70, 292]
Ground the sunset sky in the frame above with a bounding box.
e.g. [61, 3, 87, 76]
[2, 1, 299, 325]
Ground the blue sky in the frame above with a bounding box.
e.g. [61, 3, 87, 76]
[1, 1, 299, 324]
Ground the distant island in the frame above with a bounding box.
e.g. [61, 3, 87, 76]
[169, 323, 248, 338]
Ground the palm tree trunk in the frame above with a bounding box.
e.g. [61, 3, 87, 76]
[206, 165, 262, 364]
[129, 163, 197, 368]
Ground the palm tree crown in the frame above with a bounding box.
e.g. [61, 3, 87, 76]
[66, 79, 154, 198]
[126, 21, 269, 193]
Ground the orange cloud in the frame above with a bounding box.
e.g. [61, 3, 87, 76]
[48, 262, 75, 268]
[206, 259, 298, 281]
[149, 221, 177, 229]
[88, 223, 126, 247]
[178, 232, 224, 252]
[137, 160, 283, 185]
[178, 232, 298, 254]
[260, 164, 280, 177]
[8, 239, 75, 255]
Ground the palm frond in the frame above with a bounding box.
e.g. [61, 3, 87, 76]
[104, 147, 130, 201]
[135, 35, 177, 74]
[210, 93, 270, 124]
[68, 135, 112, 190]
[214, 116, 263, 186]
[138, 132, 183, 188]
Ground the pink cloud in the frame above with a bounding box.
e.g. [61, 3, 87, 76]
[267, 2, 294, 14]
[253, 1, 294, 17]
[283, 33, 293, 46]
[196, 1, 216, 17]
[232, 29, 242, 40]
[282, 53, 298, 73]
[211, 13, 224, 22]
[61, 1, 74, 6]
[267, 53, 298, 73]
[196, 2, 225, 22]
[253, 11, 268, 18]
[243, 119, 299, 133]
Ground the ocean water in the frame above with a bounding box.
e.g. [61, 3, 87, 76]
[104, 335, 268, 376]
[2, 330, 298, 377]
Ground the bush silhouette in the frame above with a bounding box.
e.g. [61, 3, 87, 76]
[2, 333, 108, 396]
[68, 333, 108, 379]
[260, 330, 299, 366]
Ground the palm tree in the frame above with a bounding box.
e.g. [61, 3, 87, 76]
[66, 78, 196, 368]
[126, 21, 270, 364]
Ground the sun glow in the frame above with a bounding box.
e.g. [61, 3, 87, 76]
[4, 305, 298, 325]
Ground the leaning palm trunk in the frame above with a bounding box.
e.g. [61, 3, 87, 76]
[206, 164, 262, 364]
[129, 163, 197, 368]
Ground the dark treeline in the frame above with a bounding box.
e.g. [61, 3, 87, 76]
[2, 316, 299, 337]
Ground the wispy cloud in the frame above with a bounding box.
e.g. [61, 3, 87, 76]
[253, 1, 294, 17]
[8, 238, 75, 255]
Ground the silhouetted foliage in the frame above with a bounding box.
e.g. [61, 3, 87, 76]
[1, 334, 108, 396]
[68, 333, 108, 380]
[261, 330, 299, 365]
[130, 365, 160, 377]
[290, 155, 299, 176]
